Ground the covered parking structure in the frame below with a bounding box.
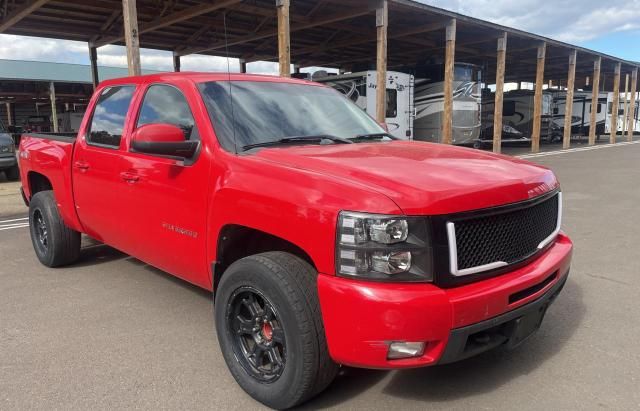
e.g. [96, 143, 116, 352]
[0, 59, 159, 135]
[1, 0, 638, 153]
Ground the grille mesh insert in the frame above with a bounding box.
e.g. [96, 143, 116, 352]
[453, 194, 559, 271]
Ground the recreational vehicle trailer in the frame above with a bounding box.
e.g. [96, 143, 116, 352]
[605, 92, 640, 135]
[480, 89, 559, 146]
[552, 91, 607, 139]
[314, 71, 413, 139]
[315, 63, 482, 144]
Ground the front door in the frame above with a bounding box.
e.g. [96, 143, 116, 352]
[117, 82, 211, 288]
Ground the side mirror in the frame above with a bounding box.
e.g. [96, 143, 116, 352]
[130, 123, 199, 162]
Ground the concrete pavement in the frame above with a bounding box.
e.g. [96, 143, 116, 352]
[1, 143, 639, 410]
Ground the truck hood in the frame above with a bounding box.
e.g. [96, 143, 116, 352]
[254, 141, 558, 215]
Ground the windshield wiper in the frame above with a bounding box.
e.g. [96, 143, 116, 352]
[349, 132, 398, 141]
[242, 135, 353, 151]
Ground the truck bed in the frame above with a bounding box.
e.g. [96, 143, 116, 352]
[19, 131, 82, 232]
[21, 132, 77, 143]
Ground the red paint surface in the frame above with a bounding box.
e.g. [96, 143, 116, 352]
[18, 72, 572, 368]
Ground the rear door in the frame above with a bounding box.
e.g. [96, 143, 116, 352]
[117, 81, 211, 287]
[365, 71, 413, 139]
[72, 85, 136, 244]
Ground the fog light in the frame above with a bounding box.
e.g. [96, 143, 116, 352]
[387, 341, 426, 360]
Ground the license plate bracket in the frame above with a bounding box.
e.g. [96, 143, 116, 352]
[505, 303, 549, 349]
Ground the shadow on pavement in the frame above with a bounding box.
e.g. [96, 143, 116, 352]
[72, 238, 128, 267]
[308, 277, 584, 407]
[124, 255, 212, 301]
[297, 367, 390, 410]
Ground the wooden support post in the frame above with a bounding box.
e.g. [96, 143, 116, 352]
[5, 102, 12, 126]
[588, 57, 601, 145]
[622, 73, 629, 135]
[173, 53, 181, 72]
[442, 19, 456, 144]
[492, 32, 507, 154]
[276, 0, 291, 77]
[375, 0, 388, 124]
[610, 62, 621, 144]
[627, 68, 638, 141]
[531, 42, 546, 153]
[89, 44, 99, 90]
[122, 0, 142, 76]
[239, 59, 247, 73]
[563, 50, 577, 149]
[49, 82, 58, 133]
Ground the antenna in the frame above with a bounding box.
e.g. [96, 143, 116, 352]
[223, 10, 238, 153]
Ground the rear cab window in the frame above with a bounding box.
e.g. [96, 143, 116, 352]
[87, 86, 135, 148]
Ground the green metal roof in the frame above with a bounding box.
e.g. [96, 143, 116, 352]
[0, 59, 163, 84]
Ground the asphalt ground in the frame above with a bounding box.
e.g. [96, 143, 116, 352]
[1, 141, 640, 410]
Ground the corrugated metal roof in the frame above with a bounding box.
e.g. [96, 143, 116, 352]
[0, 59, 163, 83]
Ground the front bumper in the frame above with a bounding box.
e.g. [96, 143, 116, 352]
[317, 233, 572, 369]
[0, 155, 17, 169]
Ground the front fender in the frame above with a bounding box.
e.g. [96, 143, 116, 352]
[206, 153, 402, 276]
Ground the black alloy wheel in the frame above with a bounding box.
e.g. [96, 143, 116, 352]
[33, 209, 49, 253]
[227, 287, 286, 383]
[214, 252, 339, 409]
[28, 190, 80, 267]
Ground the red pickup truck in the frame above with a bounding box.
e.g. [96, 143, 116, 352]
[18, 72, 572, 409]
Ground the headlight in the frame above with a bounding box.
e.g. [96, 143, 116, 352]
[336, 211, 432, 282]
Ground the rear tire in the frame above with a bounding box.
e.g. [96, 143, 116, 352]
[5, 165, 19, 181]
[29, 190, 81, 267]
[214, 252, 338, 409]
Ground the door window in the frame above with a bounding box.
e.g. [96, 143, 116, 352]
[386, 89, 398, 118]
[137, 84, 198, 140]
[87, 86, 135, 148]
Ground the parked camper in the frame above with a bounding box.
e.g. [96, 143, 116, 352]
[412, 63, 482, 144]
[552, 91, 607, 138]
[605, 92, 640, 135]
[480, 89, 559, 146]
[314, 71, 414, 139]
[316, 63, 482, 144]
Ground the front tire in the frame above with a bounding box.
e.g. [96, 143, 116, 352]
[29, 191, 81, 267]
[214, 252, 338, 409]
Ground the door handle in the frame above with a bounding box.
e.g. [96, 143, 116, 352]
[74, 161, 90, 171]
[120, 171, 139, 183]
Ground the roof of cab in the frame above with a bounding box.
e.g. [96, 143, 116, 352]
[98, 71, 322, 88]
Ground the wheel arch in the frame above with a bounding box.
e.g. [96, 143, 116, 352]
[212, 224, 317, 297]
[27, 171, 53, 199]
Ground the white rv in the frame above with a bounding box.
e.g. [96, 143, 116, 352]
[480, 89, 560, 144]
[552, 91, 607, 138]
[314, 71, 414, 139]
[315, 63, 482, 144]
[412, 63, 482, 144]
[605, 92, 640, 135]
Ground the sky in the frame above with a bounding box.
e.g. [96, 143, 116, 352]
[0, 0, 638, 73]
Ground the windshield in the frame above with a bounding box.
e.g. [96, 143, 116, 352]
[198, 81, 385, 152]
